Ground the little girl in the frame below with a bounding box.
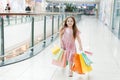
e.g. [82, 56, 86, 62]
[59, 16, 83, 77]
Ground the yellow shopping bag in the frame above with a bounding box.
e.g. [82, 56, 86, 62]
[53, 49, 63, 61]
[79, 54, 92, 73]
[51, 45, 60, 55]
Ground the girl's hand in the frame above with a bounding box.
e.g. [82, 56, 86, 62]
[79, 47, 83, 51]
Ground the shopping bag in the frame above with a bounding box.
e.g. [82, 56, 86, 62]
[84, 51, 93, 55]
[81, 52, 93, 66]
[71, 53, 84, 74]
[51, 45, 60, 55]
[52, 51, 67, 68]
[53, 49, 63, 60]
[79, 54, 92, 73]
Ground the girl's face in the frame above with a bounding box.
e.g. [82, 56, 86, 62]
[66, 17, 74, 27]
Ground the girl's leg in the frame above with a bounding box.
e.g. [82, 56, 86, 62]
[68, 62, 73, 77]
[67, 52, 74, 77]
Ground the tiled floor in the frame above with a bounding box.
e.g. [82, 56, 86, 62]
[0, 15, 120, 80]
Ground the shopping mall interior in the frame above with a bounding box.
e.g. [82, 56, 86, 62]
[0, 0, 120, 80]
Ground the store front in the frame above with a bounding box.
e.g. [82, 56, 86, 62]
[97, 0, 120, 39]
[46, 0, 100, 18]
[99, 0, 114, 29]
[112, 0, 120, 39]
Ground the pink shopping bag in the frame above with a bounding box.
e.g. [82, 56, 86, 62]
[52, 52, 67, 68]
[84, 51, 93, 55]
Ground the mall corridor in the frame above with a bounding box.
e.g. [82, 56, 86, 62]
[0, 15, 120, 80]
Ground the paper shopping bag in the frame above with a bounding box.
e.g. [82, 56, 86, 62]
[84, 51, 93, 55]
[79, 54, 92, 73]
[52, 52, 67, 68]
[53, 49, 63, 60]
[51, 45, 60, 55]
[81, 53, 93, 66]
[71, 53, 84, 74]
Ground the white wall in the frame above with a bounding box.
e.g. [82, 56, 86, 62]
[10, 0, 26, 12]
[0, 0, 7, 12]
[0, 0, 26, 12]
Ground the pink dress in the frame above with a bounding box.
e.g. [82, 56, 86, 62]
[61, 28, 79, 64]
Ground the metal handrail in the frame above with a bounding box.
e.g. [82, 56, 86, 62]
[0, 12, 82, 15]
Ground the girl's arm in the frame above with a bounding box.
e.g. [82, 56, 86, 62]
[76, 32, 83, 51]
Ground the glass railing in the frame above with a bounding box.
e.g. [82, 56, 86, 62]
[0, 12, 81, 67]
[3, 15, 31, 26]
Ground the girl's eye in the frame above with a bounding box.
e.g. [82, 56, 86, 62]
[67, 20, 72, 22]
